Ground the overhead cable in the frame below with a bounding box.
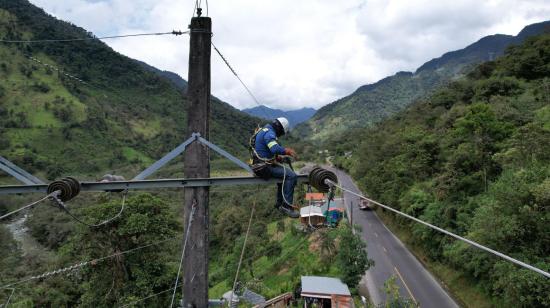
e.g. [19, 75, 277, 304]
[0, 30, 187, 43]
[169, 202, 197, 307]
[121, 233, 310, 306]
[51, 190, 128, 228]
[0, 237, 177, 289]
[211, 42, 271, 120]
[27, 55, 89, 85]
[0, 190, 60, 221]
[229, 201, 256, 305]
[119, 283, 181, 308]
[326, 179, 550, 279]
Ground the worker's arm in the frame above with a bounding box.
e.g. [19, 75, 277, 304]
[264, 130, 286, 155]
[264, 130, 297, 158]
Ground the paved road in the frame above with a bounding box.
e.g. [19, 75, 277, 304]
[330, 168, 458, 308]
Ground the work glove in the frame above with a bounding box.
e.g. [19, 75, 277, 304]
[284, 147, 297, 159]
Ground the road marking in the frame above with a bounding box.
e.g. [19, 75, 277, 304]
[374, 232, 379, 238]
[394, 266, 418, 306]
[383, 246, 387, 253]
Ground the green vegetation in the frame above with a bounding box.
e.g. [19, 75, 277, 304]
[0, 1, 373, 306]
[331, 33, 550, 306]
[0, 185, 370, 306]
[293, 21, 549, 144]
[0, 0, 261, 183]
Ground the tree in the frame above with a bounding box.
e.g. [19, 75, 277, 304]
[382, 276, 418, 308]
[336, 225, 373, 289]
[58, 193, 180, 306]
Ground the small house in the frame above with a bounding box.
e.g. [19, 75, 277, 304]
[300, 206, 326, 226]
[300, 276, 352, 307]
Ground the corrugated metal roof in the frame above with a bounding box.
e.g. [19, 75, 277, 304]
[301, 276, 351, 296]
[300, 206, 325, 217]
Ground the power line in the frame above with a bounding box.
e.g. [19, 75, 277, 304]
[0, 190, 59, 221]
[120, 231, 310, 306]
[229, 201, 256, 305]
[27, 55, 89, 85]
[326, 180, 550, 279]
[211, 42, 271, 120]
[2, 288, 15, 307]
[51, 190, 127, 228]
[0, 237, 178, 289]
[169, 202, 197, 307]
[0, 30, 188, 43]
[119, 283, 181, 308]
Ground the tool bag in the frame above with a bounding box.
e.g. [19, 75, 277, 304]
[250, 162, 271, 180]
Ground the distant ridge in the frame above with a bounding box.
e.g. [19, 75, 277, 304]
[242, 105, 316, 128]
[294, 20, 550, 140]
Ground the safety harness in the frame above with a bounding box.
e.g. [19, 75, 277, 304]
[248, 127, 277, 179]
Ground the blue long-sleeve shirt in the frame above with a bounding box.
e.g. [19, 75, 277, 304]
[254, 124, 286, 160]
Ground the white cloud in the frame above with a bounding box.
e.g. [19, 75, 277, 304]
[29, 0, 550, 110]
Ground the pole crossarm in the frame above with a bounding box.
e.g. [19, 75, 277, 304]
[0, 156, 45, 185]
[0, 175, 309, 195]
[133, 133, 252, 181]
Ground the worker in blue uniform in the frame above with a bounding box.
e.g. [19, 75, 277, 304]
[250, 117, 299, 218]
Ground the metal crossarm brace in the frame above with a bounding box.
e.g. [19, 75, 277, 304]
[0, 156, 45, 185]
[195, 135, 252, 173]
[133, 133, 252, 181]
[0, 175, 309, 195]
[133, 135, 197, 180]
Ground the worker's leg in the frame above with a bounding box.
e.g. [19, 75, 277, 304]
[276, 183, 283, 207]
[269, 164, 297, 205]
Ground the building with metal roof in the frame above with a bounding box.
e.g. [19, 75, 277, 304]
[301, 276, 352, 307]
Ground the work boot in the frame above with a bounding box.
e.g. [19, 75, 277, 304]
[279, 203, 300, 218]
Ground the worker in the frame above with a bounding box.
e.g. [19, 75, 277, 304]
[250, 117, 299, 218]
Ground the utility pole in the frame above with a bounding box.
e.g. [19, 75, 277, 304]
[183, 13, 211, 308]
[350, 201, 354, 234]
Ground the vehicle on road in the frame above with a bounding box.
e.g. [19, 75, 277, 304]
[359, 199, 371, 210]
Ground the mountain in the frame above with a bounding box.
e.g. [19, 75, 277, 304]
[340, 32, 550, 307]
[242, 105, 316, 128]
[0, 0, 261, 181]
[294, 20, 550, 141]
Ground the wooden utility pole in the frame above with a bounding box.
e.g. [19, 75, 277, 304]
[183, 15, 211, 307]
[350, 201, 355, 234]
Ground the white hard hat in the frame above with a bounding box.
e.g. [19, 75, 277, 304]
[276, 117, 290, 134]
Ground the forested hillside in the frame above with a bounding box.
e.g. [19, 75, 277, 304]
[0, 2, 373, 306]
[0, 0, 261, 183]
[294, 21, 550, 142]
[333, 33, 550, 306]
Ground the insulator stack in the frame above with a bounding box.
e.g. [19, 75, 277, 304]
[47, 176, 81, 202]
[308, 167, 337, 192]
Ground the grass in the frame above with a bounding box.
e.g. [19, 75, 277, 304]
[208, 218, 344, 301]
[375, 210, 497, 308]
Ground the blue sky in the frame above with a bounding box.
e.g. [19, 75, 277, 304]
[30, 0, 550, 110]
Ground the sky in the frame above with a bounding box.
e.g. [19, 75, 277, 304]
[29, 0, 550, 111]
